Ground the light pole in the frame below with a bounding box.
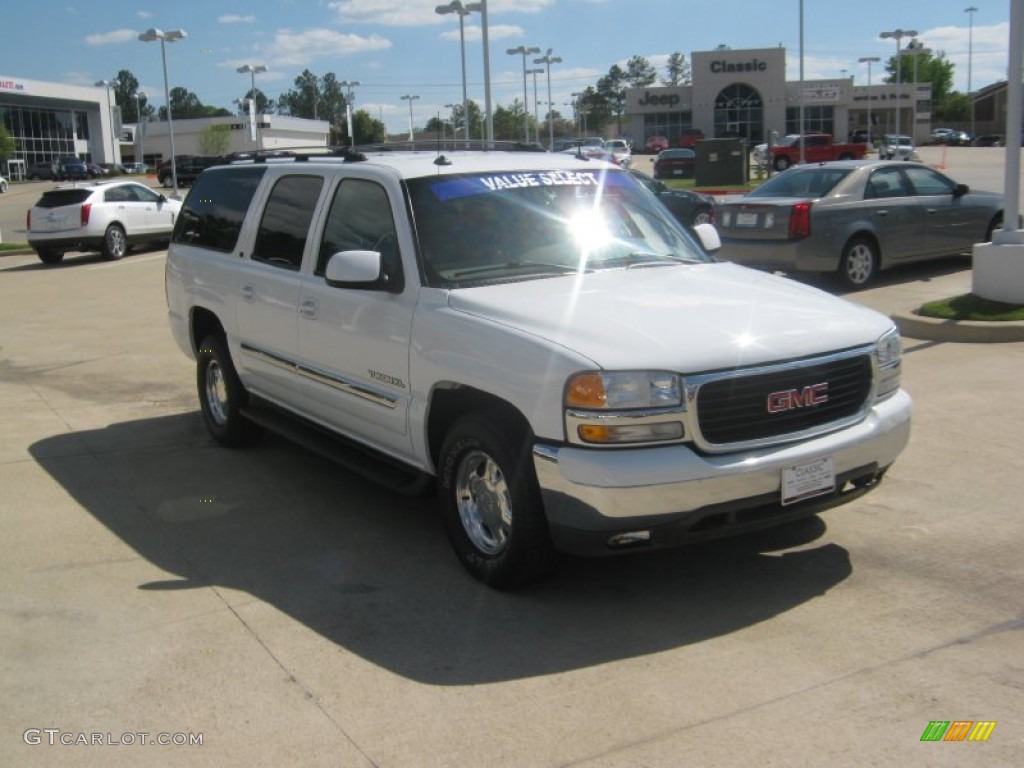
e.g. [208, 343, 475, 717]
[133, 90, 146, 164]
[534, 49, 562, 149]
[139, 28, 187, 197]
[529, 68, 545, 142]
[236, 64, 267, 150]
[571, 91, 585, 137]
[95, 79, 119, 164]
[965, 6, 978, 138]
[879, 29, 918, 139]
[401, 94, 420, 141]
[507, 45, 540, 143]
[858, 57, 880, 143]
[435, 2, 472, 143]
[340, 80, 360, 146]
[901, 40, 931, 140]
[465, 1, 493, 144]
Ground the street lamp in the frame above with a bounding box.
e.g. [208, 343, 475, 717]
[965, 6, 978, 138]
[534, 48, 562, 149]
[435, 1, 472, 143]
[858, 57, 880, 143]
[139, 27, 187, 197]
[900, 40, 932, 138]
[529, 68, 545, 142]
[236, 64, 267, 150]
[95, 79, 120, 165]
[401, 94, 420, 141]
[133, 90, 146, 164]
[465, 1, 493, 144]
[340, 80, 360, 146]
[879, 29, 918, 139]
[571, 91, 585, 137]
[507, 45, 540, 143]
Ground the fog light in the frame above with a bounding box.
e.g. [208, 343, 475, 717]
[608, 531, 652, 548]
[578, 422, 683, 444]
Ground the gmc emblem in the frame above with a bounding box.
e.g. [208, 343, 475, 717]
[767, 383, 829, 413]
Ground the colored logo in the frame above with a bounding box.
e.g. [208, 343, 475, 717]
[920, 721, 996, 742]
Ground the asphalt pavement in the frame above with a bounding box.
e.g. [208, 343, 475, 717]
[1, 151, 1022, 767]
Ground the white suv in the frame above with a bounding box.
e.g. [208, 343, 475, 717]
[166, 146, 911, 588]
[27, 180, 181, 264]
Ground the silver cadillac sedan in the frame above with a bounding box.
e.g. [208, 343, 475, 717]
[716, 160, 1005, 288]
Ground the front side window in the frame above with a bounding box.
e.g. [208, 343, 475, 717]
[903, 166, 955, 197]
[251, 175, 324, 271]
[316, 178, 400, 286]
[865, 167, 910, 199]
[408, 168, 709, 288]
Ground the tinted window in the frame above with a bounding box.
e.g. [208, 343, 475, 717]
[903, 166, 956, 196]
[35, 189, 92, 208]
[747, 168, 850, 198]
[316, 179, 401, 287]
[172, 166, 266, 252]
[865, 167, 910, 199]
[252, 175, 324, 271]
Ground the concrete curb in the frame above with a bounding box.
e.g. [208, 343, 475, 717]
[892, 310, 1024, 343]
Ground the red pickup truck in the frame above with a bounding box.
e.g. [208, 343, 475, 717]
[753, 133, 867, 172]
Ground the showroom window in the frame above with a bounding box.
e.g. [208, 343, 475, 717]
[713, 84, 764, 143]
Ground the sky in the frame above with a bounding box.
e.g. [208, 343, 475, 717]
[2, 1, 1014, 134]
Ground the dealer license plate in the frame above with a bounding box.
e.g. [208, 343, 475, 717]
[781, 456, 835, 506]
[736, 212, 758, 227]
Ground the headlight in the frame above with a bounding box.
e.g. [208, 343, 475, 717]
[566, 371, 682, 410]
[876, 327, 902, 368]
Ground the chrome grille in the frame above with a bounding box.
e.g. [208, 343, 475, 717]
[694, 353, 872, 447]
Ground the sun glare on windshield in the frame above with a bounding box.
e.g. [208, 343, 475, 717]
[567, 208, 613, 254]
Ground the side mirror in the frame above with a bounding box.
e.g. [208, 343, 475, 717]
[953, 183, 969, 197]
[693, 222, 721, 254]
[324, 250, 401, 293]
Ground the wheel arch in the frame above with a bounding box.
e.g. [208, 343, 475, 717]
[189, 306, 227, 356]
[426, 385, 534, 472]
[843, 229, 882, 265]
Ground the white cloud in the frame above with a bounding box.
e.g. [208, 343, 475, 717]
[256, 28, 393, 68]
[137, 11, 152, 19]
[219, 14, 256, 24]
[85, 29, 138, 46]
[443, 24, 525, 43]
[329, 0, 554, 26]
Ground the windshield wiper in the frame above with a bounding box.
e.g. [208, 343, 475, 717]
[452, 260, 588, 278]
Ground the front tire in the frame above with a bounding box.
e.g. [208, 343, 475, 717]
[437, 414, 556, 589]
[196, 335, 263, 448]
[985, 213, 1004, 242]
[838, 236, 878, 289]
[101, 224, 127, 260]
[774, 155, 791, 171]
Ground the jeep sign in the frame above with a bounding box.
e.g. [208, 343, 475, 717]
[637, 91, 681, 108]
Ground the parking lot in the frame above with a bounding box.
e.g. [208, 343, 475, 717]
[1, 151, 1023, 766]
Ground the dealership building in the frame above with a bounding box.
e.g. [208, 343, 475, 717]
[1, 73, 329, 177]
[623, 47, 932, 147]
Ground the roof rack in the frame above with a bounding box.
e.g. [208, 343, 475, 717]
[229, 140, 550, 166]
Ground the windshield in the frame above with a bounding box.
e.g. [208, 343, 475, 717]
[407, 168, 710, 287]
[744, 167, 851, 199]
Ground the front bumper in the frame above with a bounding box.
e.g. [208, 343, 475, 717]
[533, 389, 911, 556]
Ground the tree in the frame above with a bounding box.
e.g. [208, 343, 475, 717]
[0, 123, 15, 164]
[624, 56, 657, 89]
[450, 100, 483, 140]
[596, 65, 628, 134]
[197, 124, 231, 155]
[347, 109, 387, 144]
[884, 44, 955, 105]
[576, 86, 611, 136]
[934, 91, 970, 122]
[111, 70, 154, 123]
[242, 88, 271, 116]
[662, 52, 692, 87]
[159, 87, 204, 120]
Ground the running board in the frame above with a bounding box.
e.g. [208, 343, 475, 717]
[241, 400, 433, 497]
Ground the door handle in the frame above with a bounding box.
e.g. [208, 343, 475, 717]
[241, 285, 255, 302]
[299, 298, 318, 319]
[926, 208, 939, 215]
[877, 210, 888, 217]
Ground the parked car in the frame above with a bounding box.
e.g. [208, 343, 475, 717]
[0, 174, 7, 194]
[58, 157, 89, 181]
[972, 134, 1004, 147]
[165, 148, 910, 588]
[715, 159, 1004, 288]
[676, 127, 705, 148]
[849, 129, 875, 144]
[653, 148, 696, 179]
[86, 163, 107, 178]
[628, 169, 714, 231]
[645, 135, 669, 153]
[26, 179, 182, 264]
[605, 138, 632, 167]
[879, 134, 917, 160]
[124, 162, 151, 174]
[27, 160, 59, 180]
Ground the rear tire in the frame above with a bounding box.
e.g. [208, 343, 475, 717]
[774, 155, 791, 171]
[437, 413, 557, 589]
[101, 224, 127, 260]
[196, 335, 263, 448]
[838, 236, 878, 289]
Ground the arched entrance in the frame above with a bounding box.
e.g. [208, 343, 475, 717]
[713, 84, 764, 144]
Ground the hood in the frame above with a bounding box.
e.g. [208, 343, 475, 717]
[446, 263, 891, 372]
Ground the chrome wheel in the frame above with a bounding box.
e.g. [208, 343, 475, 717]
[454, 449, 512, 556]
[693, 211, 713, 226]
[204, 359, 230, 427]
[843, 243, 875, 285]
[103, 225, 126, 259]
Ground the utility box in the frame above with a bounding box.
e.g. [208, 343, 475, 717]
[694, 138, 747, 187]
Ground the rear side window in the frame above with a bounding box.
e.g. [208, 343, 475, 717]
[172, 166, 267, 252]
[251, 175, 324, 271]
[35, 190, 92, 208]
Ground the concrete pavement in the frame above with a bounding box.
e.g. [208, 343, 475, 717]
[1, 237, 1022, 766]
